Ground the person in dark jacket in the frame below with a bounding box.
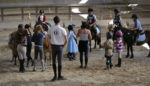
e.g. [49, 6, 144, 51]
[25, 24, 33, 67]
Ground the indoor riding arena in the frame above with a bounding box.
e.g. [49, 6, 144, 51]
[0, 0, 150, 86]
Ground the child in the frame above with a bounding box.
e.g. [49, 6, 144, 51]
[67, 24, 78, 61]
[25, 24, 33, 67]
[115, 30, 123, 67]
[101, 32, 113, 70]
[37, 10, 46, 24]
[32, 25, 46, 71]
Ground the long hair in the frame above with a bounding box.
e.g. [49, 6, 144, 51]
[35, 25, 42, 35]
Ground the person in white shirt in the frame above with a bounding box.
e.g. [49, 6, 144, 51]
[48, 16, 67, 81]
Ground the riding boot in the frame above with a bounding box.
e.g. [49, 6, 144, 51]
[80, 58, 83, 68]
[26, 58, 30, 67]
[19, 60, 22, 72]
[51, 64, 57, 82]
[22, 59, 25, 72]
[58, 65, 62, 78]
[58, 65, 66, 80]
[110, 63, 113, 69]
[41, 59, 46, 72]
[115, 58, 121, 67]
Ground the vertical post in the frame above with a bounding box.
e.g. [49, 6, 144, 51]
[55, 7, 58, 16]
[68, 6, 71, 20]
[35, 7, 38, 18]
[1, 8, 4, 22]
[21, 8, 24, 21]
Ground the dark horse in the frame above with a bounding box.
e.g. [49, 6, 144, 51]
[121, 27, 150, 58]
[88, 25, 101, 52]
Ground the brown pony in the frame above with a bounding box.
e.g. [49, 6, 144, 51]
[8, 31, 18, 65]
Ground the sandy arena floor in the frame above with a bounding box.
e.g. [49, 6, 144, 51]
[0, 29, 150, 86]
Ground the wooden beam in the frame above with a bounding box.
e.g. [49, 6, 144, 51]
[35, 7, 38, 18]
[21, 8, 24, 21]
[1, 8, 4, 22]
[55, 7, 58, 15]
[68, 6, 71, 20]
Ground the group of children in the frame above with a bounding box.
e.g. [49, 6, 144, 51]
[15, 7, 143, 73]
[101, 28, 123, 70]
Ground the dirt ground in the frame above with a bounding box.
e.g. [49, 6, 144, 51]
[0, 29, 150, 86]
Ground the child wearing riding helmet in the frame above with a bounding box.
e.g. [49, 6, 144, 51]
[37, 10, 46, 24]
[131, 14, 143, 45]
[113, 8, 122, 40]
[101, 32, 114, 70]
[67, 24, 78, 61]
[32, 25, 46, 72]
[87, 8, 97, 27]
[115, 30, 123, 67]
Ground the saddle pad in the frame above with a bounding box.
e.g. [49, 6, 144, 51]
[96, 26, 100, 34]
[137, 34, 146, 42]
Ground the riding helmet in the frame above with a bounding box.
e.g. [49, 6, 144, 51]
[131, 14, 138, 19]
[39, 10, 44, 14]
[25, 24, 31, 29]
[116, 30, 123, 37]
[114, 9, 120, 13]
[68, 24, 73, 31]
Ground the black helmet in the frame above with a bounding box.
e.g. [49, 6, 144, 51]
[25, 24, 31, 29]
[114, 9, 120, 13]
[88, 8, 93, 12]
[68, 25, 73, 31]
[39, 10, 44, 14]
[131, 14, 138, 19]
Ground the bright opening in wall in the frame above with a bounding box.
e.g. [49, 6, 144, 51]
[71, 8, 80, 13]
[79, 14, 88, 19]
[79, 0, 88, 4]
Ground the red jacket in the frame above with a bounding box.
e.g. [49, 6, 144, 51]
[38, 15, 46, 23]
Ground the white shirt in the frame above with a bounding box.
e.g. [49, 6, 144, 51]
[48, 25, 67, 45]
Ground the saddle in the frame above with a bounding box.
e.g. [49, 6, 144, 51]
[136, 30, 146, 45]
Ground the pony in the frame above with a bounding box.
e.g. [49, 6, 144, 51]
[8, 31, 19, 65]
[88, 25, 101, 52]
[109, 24, 150, 58]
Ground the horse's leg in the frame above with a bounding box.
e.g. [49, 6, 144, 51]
[130, 45, 134, 58]
[90, 40, 92, 52]
[94, 38, 96, 49]
[99, 35, 101, 48]
[14, 55, 17, 65]
[44, 50, 47, 63]
[126, 44, 130, 58]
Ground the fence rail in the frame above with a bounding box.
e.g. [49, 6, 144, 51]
[0, 4, 150, 22]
